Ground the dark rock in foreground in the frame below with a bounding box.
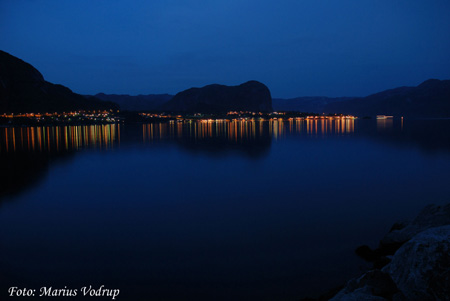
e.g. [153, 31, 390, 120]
[162, 81, 272, 113]
[387, 225, 450, 300]
[330, 203, 450, 301]
[381, 203, 450, 247]
[331, 270, 398, 300]
[0, 50, 117, 113]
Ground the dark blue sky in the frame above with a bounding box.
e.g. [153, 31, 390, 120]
[1, 0, 450, 98]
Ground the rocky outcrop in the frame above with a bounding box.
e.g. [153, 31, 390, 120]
[381, 204, 450, 247]
[0, 50, 117, 113]
[387, 226, 450, 300]
[331, 203, 450, 301]
[331, 270, 397, 301]
[355, 204, 450, 269]
[162, 81, 273, 113]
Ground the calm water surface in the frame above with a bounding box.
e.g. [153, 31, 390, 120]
[1, 118, 449, 300]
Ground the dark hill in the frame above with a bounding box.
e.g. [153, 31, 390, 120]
[162, 81, 272, 113]
[0, 50, 117, 113]
[324, 79, 450, 117]
[93, 93, 173, 111]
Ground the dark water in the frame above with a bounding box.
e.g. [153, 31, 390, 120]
[1, 118, 450, 300]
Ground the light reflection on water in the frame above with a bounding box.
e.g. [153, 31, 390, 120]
[0, 118, 356, 152]
[0, 124, 119, 152]
[143, 118, 355, 142]
[377, 118, 394, 130]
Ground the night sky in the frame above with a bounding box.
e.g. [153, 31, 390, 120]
[1, 0, 450, 98]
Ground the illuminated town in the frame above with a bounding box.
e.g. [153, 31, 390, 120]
[0, 110, 119, 124]
[0, 114, 358, 153]
[0, 110, 357, 126]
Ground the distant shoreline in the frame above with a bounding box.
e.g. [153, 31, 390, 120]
[0, 111, 357, 127]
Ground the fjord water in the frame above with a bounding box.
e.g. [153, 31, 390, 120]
[1, 119, 450, 300]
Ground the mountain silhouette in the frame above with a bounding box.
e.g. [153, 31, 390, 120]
[324, 79, 450, 117]
[162, 81, 272, 113]
[0, 50, 117, 113]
